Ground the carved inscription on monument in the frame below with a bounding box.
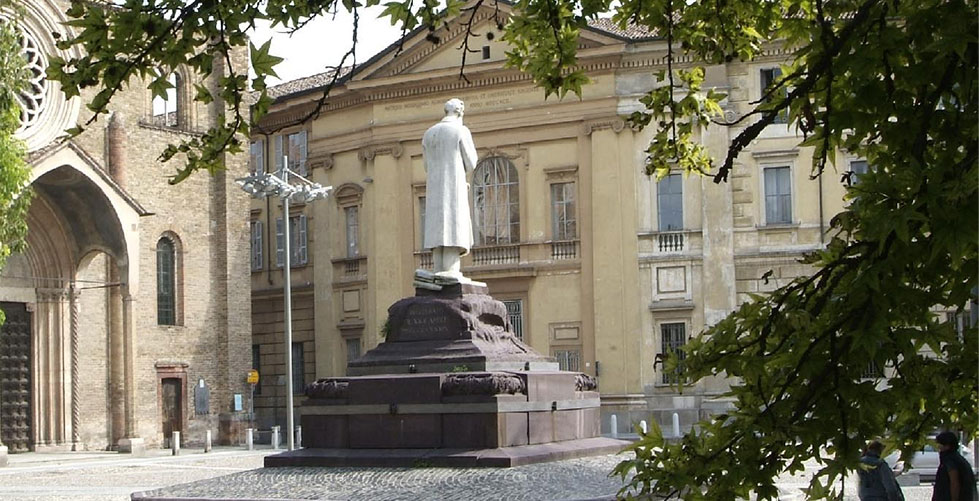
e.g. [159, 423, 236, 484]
[394, 302, 460, 342]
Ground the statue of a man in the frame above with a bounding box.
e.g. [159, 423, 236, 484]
[422, 98, 478, 278]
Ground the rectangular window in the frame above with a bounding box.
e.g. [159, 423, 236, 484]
[760, 68, 788, 124]
[346, 337, 361, 364]
[275, 214, 308, 267]
[660, 323, 687, 384]
[849, 160, 869, 185]
[345, 206, 360, 258]
[550, 182, 577, 240]
[764, 166, 793, 225]
[291, 342, 305, 395]
[251, 344, 262, 395]
[554, 349, 581, 372]
[250, 220, 263, 271]
[657, 173, 684, 231]
[249, 140, 264, 175]
[861, 360, 883, 379]
[503, 299, 524, 341]
[418, 196, 426, 248]
[274, 130, 308, 177]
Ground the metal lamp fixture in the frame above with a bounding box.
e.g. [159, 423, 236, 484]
[236, 158, 332, 451]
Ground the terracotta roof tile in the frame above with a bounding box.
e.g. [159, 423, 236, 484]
[264, 66, 353, 100]
[586, 18, 658, 40]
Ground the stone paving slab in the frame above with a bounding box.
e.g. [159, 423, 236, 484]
[133, 454, 629, 501]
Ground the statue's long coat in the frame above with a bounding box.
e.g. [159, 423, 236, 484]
[422, 116, 478, 253]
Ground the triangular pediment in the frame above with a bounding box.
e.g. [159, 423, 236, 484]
[351, 1, 624, 82]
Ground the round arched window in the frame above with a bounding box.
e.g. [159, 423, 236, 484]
[14, 24, 48, 134]
[4, 1, 80, 152]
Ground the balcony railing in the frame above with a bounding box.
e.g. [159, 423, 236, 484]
[332, 255, 367, 282]
[472, 244, 520, 266]
[415, 250, 433, 270]
[657, 232, 685, 253]
[549, 240, 579, 260]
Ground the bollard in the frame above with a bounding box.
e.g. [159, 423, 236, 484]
[272, 426, 281, 450]
[246, 428, 254, 451]
[295, 425, 302, 449]
[171, 431, 180, 456]
[204, 430, 212, 453]
[610, 415, 618, 439]
[672, 412, 680, 438]
[639, 420, 648, 434]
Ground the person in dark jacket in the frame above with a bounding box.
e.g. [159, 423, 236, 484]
[933, 431, 977, 501]
[859, 440, 904, 501]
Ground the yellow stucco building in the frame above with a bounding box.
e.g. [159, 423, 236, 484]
[247, 4, 864, 433]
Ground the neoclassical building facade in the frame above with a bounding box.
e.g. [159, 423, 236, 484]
[0, 0, 252, 458]
[247, 3, 868, 432]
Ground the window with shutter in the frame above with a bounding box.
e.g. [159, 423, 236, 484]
[764, 166, 792, 225]
[657, 174, 683, 231]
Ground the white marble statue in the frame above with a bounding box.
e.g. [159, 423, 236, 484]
[422, 98, 478, 279]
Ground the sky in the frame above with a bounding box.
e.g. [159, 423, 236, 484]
[250, 8, 405, 85]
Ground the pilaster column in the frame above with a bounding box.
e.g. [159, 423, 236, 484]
[359, 143, 406, 349]
[582, 118, 642, 395]
[122, 291, 136, 438]
[116, 288, 144, 455]
[69, 284, 80, 450]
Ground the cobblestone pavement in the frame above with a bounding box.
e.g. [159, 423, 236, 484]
[0, 446, 952, 501]
[0, 447, 273, 501]
[135, 454, 628, 501]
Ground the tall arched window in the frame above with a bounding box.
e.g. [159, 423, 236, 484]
[156, 237, 176, 325]
[152, 72, 180, 127]
[472, 156, 519, 245]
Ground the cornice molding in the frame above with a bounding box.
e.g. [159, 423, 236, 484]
[308, 151, 334, 171]
[581, 117, 626, 135]
[358, 142, 404, 162]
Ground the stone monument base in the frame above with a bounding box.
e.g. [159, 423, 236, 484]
[266, 285, 618, 468]
[264, 436, 628, 468]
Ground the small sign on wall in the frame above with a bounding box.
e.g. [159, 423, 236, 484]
[194, 378, 209, 415]
[233, 393, 243, 412]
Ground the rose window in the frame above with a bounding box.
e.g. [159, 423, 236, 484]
[15, 25, 48, 134]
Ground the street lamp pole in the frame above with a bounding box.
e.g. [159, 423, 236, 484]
[280, 165, 294, 451]
[237, 156, 331, 452]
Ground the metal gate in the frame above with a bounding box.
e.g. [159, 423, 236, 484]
[0, 302, 32, 452]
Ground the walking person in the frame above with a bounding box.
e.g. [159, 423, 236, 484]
[858, 440, 904, 501]
[933, 431, 977, 501]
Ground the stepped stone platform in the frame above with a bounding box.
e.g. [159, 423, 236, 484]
[265, 277, 625, 468]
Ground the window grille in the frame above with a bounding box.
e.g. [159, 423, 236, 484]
[503, 299, 524, 341]
[473, 157, 520, 245]
[660, 323, 686, 384]
[554, 349, 581, 372]
[346, 337, 361, 364]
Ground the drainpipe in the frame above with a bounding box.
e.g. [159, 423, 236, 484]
[817, 171, 825, 245]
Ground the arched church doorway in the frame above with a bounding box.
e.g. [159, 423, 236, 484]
[0, 302, 31, 452]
